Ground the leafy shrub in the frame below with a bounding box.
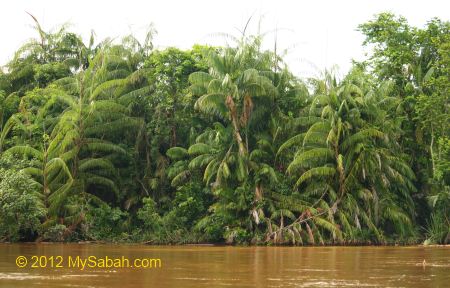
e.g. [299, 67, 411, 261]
[84, 204, 130, 241]
[425, 212, 450, 244]
[42, 224, 67, 242]
[135, 192, 208, 244]
[0, 168, 45, 241]
[194, 214, 225, 243]
[137, 197, 162, 231]
[224, 227, 252, 245]
[34, 63, 70, 87]
[170, 182, 208, 227]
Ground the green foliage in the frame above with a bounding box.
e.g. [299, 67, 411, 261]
[359, 12, 449, 244]
[42, 224, 67, 242]
[425, 211, 450, 244]
[84, 204, 130, 241]
[0, 14, 447, 245]
[137, 197, 162, 232]
[135, 183, 209, 244]
[0, 167, 45, 241]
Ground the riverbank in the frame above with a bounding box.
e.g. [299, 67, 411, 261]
[2, 240, 449, 247]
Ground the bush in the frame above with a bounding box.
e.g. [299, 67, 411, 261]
[133, 183, 212, 244]
[84, 204, 130, 241]
[194, 214, 225, 243]
[0, 168, 45, 241]
[224, 227, 252, 245]
[137, 197, 162, 231]
[42, 224, 67, 242]
[425, 212, 450, 244]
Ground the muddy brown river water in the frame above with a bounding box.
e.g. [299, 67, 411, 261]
[0, 244, 449, 287]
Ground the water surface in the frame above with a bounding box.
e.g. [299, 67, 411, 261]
[0, 244, 449, 287]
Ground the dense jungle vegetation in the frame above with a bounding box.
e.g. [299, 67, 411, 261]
[0, 13, 448, 245]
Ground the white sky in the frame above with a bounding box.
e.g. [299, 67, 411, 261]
[1, 0, 449, 78]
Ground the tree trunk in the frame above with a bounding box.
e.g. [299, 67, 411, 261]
[225, 95, 247, 156]
[430, 127, 436, 179]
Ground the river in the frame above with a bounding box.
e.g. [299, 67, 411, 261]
[0, 244, 449, 287]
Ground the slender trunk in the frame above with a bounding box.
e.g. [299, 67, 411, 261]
[225, 95, 247, 156]
[306, 222, 314, 244]
[252, 184, 264, 224]
[232, 116, 246, 156]
[73, 78, 85, 179]
[171, 93, 177, 146]
[43, 150, 49, 218]
[279, 212, 284, 242]
[144, 132, 152, 174]
[171, 125, 177, 147]
[255, 184, 263, 202]
[430, 126, 436, 179]
[335, 143, 345, 197]
[0, 110, 3, 133]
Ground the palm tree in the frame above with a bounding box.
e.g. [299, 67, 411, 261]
[5, 137, 73, 227]
[36, 43, 145, 211]
[189, 36, 278, 156]
[187, 37, 279, 213]
[282, 70, 416, 243]
[167, 36, 313, 242]
[4, 14, 87, 94]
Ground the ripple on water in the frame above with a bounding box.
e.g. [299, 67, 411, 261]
[0, 272, 105, 281]
[33, 283, 96, 288]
